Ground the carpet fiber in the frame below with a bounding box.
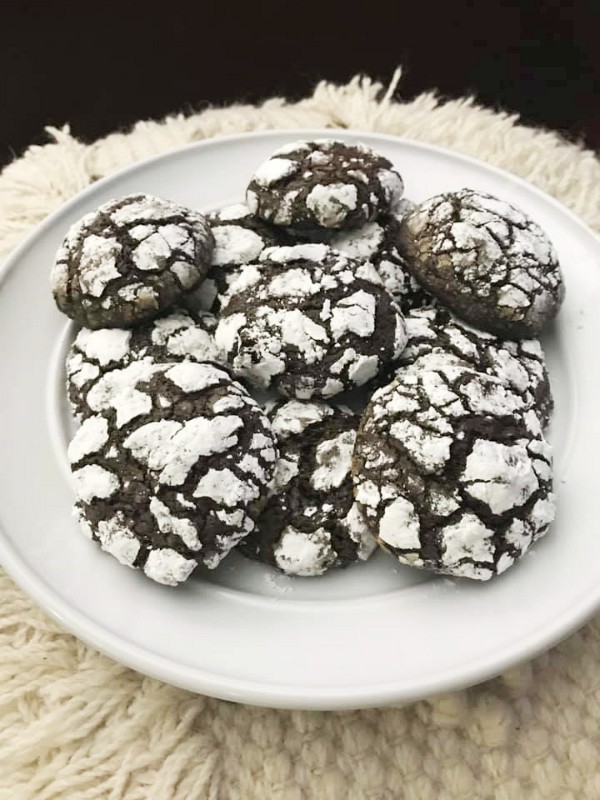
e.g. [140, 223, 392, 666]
[1, 72, 600, 800]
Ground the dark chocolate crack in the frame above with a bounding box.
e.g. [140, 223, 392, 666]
[395, 306, 553, 427]
[66, 308, 223, 421]
[215, 244, 408, 399]
[68, 361, 278, 584]
[352, 352, 555, 580]
[51, 194, 214, 329]
[246, 139, 404, 232]
[239, 399, 374, 575]
[183, 202, 291, 314]
[398, 189, 564, 337]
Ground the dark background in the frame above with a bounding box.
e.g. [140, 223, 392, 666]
[2, 1, 599, 168]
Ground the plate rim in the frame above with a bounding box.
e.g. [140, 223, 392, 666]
[1, 128, 599, 710]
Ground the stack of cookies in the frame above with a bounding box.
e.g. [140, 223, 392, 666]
[51, 139, 564, 585]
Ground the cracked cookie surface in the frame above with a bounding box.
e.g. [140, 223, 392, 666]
[397, 306, 553, 427]
[215, 244, 408, 399]
[183, 203, 289, 314]
[399, 189, 564, 337]
[51, 194, 214, 329]
[66, 309, 222, 421]
[68, 362, 278, 584]
[353, 352, 555, 580]
[329, 200, 432, 312]
[238, 399, 375, 576]
[246, 139, 404, 232]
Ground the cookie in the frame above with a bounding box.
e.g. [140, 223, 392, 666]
[246, 139, 404, 232]
[51, 194, 214, 329]
[238, 400, 375, 575]
[66, 309, 222, 421]
[399, 189, 564, 338]
[353, 352, 555, 580]
[329, 202, 433, 312]
[68, 361, 278, 584]
[397, 306, 553, 426]
[215, 244, 408, 399]
[183, 203, 288, 313]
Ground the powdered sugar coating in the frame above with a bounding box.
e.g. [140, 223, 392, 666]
[400, 189, 564, 337]
[68, 363, 278, 584]
[51, 194, 214, 329]
[271, 527, 336, 576]
[143, 549, 196, 585]
[305, 183, 358, 227]
[182, 203, 288, 314]
[66, 308, 222, 420]
[123, 414, 245, 485]
[67, 415, 110, 463]
[353, 352, 555, 580]
[329, 205, 432, 312]
[215, 245, 408, 399]
[396, 306, 553, 426]
[246, 139, 404, 231]
[239, 400, 375, 575]
[72, 464, 120, 504]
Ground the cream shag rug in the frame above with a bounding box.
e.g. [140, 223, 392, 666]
[1, 72, 600, 800]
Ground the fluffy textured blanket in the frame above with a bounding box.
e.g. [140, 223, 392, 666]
[1, 71, 599, 800]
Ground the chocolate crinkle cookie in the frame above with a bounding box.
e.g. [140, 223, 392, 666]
[51, 194, 214, 329]
[66, 308, 222, 421]
[399, 189, 564, 338]
[183, 202, 289, 314]
[68, 362, 278, 584]
[246, 139, 404, 232]
[215, 244, 408, 399]
[353, 352, 555, 580]
[329, 200, 433, 312]
[239, 399, 375, 576]
[397, 306, 553, 427]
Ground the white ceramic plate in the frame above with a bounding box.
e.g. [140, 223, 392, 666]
[1, 130, 599, 710]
